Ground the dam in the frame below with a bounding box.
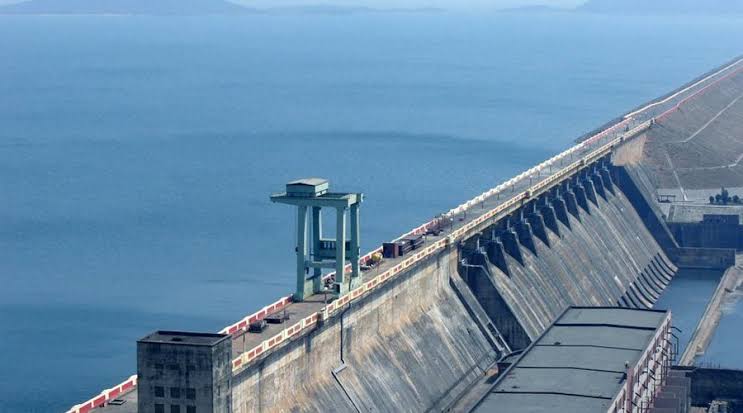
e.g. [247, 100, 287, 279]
[69, 56, 743, 413]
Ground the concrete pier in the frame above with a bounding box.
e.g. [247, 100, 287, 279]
[485, 240, 510, 277]
[591, 171, 608, 201]
[500, 230, 524, 265]
[600, 167, 616, 195]
[582, 176, 599, 206]
[551, 196, 571, 229]
[539, 204, 560, 237]
[527, 212, 550, 247]
[461, 179, 677, 348]
[515, 220, 537, 255]
[573, 183, 591, 213]
[563, 188, 581, 219]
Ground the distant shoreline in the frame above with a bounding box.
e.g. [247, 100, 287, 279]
[0, 5, 444, 16]
[3, 6, 743, 17]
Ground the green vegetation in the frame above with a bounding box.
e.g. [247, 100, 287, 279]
[709, 187, 743, 205]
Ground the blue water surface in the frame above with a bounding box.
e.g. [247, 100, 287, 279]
[698, 289, 743, 369]
[653, 268, 724, 357]
[2, 11, 743, 412]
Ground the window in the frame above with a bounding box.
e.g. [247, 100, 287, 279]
[186, 388, 196, 400]
[154, 386, 164, 397]
[170, 387, 181, 398]
[170, 405, 180, 413]
[187, 407, 196, 413]
[155, 404, 164, 413]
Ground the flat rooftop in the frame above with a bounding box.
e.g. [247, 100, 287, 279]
[92, 390, 137, 413]
[138, 331, 230, 346]
[666, 203, 743, 223]
[472, 307, 668, 413]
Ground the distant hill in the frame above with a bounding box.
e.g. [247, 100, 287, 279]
[0, 1, 441, 15]
[578, 0, 743, 14]
[260, 5, 442, 15]
[0, 0, 252, 15]
[497, 5, 569, 13]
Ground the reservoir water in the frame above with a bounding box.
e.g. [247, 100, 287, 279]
[653, 269, 723, 358]
[2, 11, 743, 412]
[698, 289, 743, 369]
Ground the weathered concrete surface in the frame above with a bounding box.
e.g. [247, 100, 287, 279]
[679, 255, 743, 366]
[650, 369, 692, 413]
[667, 247, 736, 270]
[612, 161, 681, 253]
[231, 246, 497, 413]
[669, 212, 743, 250]
[461, 173, 677, 348]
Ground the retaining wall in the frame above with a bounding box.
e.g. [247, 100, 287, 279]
[667, 247, 736, 270]
[669, 220, 743, 251]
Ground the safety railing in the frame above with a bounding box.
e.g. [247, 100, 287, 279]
[66, 375, 137, 413]
[605, 312, 672, 413]
[656, 64, 743, 123]
[220, 295, 293, 335]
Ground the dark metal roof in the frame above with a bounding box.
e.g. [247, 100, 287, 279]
[287, 178, 328, 186]
[471, 307, 668, 413]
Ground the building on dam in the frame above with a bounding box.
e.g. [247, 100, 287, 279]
[136, 331, 232, 413]
[69, 56, 743, 413]
[469, 307, 679, 413]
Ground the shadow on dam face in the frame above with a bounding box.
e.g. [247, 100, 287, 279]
[459, 165, 678, 351]
[232, 246, 498, 412]
[230, 165, 681, 413]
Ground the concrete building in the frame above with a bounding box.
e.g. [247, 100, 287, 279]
[136, 331, 232, 413]
[665, 204, 743, 250]
[470, 307, 676, 413]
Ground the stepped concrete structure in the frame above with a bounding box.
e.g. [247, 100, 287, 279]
[459, 171, 677, 349]
[469, 307, 673, 413]
[69, 56, 743, 413]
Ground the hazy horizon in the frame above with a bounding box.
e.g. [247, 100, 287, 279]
[230, 0, 586, 10]
[0, 0, 587, 10]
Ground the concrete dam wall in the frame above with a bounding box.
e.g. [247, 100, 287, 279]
[460, 165, 677, 350]
[229, 157, 681, 412]
[231, 245, 498, 413]
[68, 57, 743, 413]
